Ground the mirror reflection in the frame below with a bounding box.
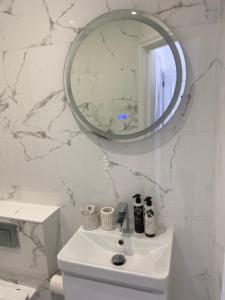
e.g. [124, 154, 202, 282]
[68, 15, 186, 137]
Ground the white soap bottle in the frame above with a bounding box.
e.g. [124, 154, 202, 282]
[144, 196, 156, 237]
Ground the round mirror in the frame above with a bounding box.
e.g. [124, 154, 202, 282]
[64, 10, 186, 141]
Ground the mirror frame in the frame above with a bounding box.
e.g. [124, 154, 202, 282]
[64, 9, 186, 141]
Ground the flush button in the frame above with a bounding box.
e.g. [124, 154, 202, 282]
[0, 223, 19, 248]
[0, 229, 11, 242]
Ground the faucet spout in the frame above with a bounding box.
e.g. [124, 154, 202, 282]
[116, 202, 129, 233]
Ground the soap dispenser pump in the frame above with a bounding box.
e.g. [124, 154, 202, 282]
[132, 194, 144, 233]
[144, 196, 156, 237]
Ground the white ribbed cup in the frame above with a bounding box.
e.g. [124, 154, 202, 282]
[101, 207, 115, 231]
[81, 212, 99, 231]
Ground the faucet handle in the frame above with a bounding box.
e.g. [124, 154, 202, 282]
[117, 202, 128, 213]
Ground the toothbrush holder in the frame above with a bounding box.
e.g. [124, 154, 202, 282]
[101, 207, 115, 231]
[81, 211, 99, 231]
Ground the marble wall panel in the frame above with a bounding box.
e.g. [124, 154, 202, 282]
[0, 0, 222, 300]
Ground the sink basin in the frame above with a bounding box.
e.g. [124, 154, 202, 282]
[58, 227, 173, 293]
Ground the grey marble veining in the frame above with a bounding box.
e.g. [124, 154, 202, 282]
[40, 0, 81, 46]
[61, 179, 76, 207]
[169, 136, 180, 180]
[14, 221, 46, 268]
[12, 130, 81, 161]
[0, 90, 9, 112]
[98, 141, 121, 202]
[0, 185, 20, 201]
[0, 1, 223, 300]
[0, 0, 15, 17]
[181, 58, 218, 117]
[23, 90, 64, 124]
[98, 140, 173, 196]
[153, 0, 218, 23]
[105, 0, 111, 12]
[154, 1, 202, 17]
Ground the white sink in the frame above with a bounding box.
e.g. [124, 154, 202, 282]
[58, 227, 173, 293]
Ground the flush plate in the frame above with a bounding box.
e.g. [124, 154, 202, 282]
[0, 223, 19, 248]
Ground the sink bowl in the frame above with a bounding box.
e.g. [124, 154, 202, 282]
[58, 227, 173, 293]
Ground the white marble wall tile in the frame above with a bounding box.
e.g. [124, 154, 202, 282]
[0, 185, 22, 202]
[0, 1, 223, 300]
[0, 50, 11, 137]
[0, 51, 4, 91]
[0, 0, 50, 51]
[99, 131, 213, 222]
[158, 216, 212, 300]
[54, 134, 120, 242]
[0, 0, 218, 50]
[211, 11, 225, 300]
[3, 43, 74, 133]
[52, 0, 219, 31]
[0, 138, 22, 187]
[174, 23, 218, 132]
[153, 0, 218, 28]
[0, 0, 219, 52]
[158, 132, 213, 222]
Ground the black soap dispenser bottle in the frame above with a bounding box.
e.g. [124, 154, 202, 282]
[133, 194, 144, 233]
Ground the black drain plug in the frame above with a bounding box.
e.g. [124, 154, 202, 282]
[112, 254, 126, 266]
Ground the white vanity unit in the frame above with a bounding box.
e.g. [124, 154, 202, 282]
[58, 227, 173, 300]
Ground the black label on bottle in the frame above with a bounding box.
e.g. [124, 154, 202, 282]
[134, 206, 144, 233]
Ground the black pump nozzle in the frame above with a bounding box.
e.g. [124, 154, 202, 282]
[132, 194, 142, 204]
[144, 196, 152, 206]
